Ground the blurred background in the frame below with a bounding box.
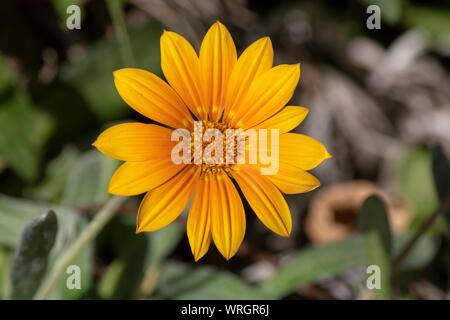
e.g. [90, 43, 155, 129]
[0, 0, 450, 300]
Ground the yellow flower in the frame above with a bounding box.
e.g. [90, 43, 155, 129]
[93, 22, 331, 261]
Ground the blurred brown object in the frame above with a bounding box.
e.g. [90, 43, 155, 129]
[355, 288, 373, 300]
[305, 180, 411, 244]
[410, 281, 446, 300]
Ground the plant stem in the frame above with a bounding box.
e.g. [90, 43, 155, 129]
[393, 192, 450, 270]
[33, 196, 126, 300]
[106, 0, 135, 66]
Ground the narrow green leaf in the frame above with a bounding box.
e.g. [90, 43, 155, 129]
[432, 145, 450, 235]
[363, 232, 391, 299]
[9, 210, 58, 299]
[358, 195, 391, 299]
[358, 194, 392, 254]
[0, 246, 12, 299]
[110, 234, 148, 299]
[259, 235, 367, 299]
[158, 262, 266, 300]
[392, 233, 438, 271]
[97, 259, 125, 299]
[399, 148, 439, 232]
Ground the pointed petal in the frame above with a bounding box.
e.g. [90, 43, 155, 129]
[137, 166, 200, 232]
[264, 162, 320, 194]
[200, 22, 237, 121]
[160, 31, 206, 119]
[113, 68, 193, 129]
[280, 133, 331, 171]
[92, 123, 175, 161]
[252, 106, 308, 134]
[210, 172, 245, 260]
[187, 173, 212, 261]
[109, 159, 185, 196]
[231, 64, 300, 129]
[232, 165, 291, 237]
[223, 37, 273, 122]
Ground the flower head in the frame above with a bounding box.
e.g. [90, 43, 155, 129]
[93, 22, 331, 261]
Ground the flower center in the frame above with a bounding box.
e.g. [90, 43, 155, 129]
[190, 120, 239, 174]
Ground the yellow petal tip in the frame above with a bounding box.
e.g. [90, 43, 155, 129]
[281, 229, 291, 237]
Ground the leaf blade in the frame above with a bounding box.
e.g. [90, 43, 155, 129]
[9, 210, 58, 299]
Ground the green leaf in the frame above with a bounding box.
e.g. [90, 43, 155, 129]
[399, 148, 439, 232]
[362, 232, 391, 299]
[358, 195, 392, 299]
[97, 259, 125, 299]
[158, 262, 266, 300]
[393, 233, 438, 271]
[145, 223, 184, 268]
[0, 195, 92, 299]
[0, 194, 77, 248]
[0, 88, 39, 181]
[405, 4, 450, 41]
[61, 150, 119, 207]
[96, 215, 148, 299]
[0, 246, 12, 299]
[50, 150, 119, 299]
[9, 210, 58, 299]
[26, 146, 80, 203]
[59, 21, 164, 121]
[53, 232, 93, 300]
[432, 145, 450, 235]
[97, 216, 184, 299]
[0, 54, 54, 181]
[259, 235, 367, 299]
[0, 55, 14, 94]
[358, 194, 392, 254]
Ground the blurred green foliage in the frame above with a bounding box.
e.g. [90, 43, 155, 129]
[10, 210, 57, 299]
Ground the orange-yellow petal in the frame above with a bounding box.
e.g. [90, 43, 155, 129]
[160, 31, 206, 119]
[209, 172, 246, 260]
[113, 68, 193, 129]
[252, 106, 308, 134]
[264, 162, 320, 194]
[199, 22, 237, 121]
[231, 64, 300, 129]
[137, 166, 200, 233]
[92, 123, 175, 161]
[280, 133, 331, 171]
[108, 159, 185, 196]
[223, 37, 273, 122]
[187, 173, 212, 261]
[232, 165, 291, 237]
